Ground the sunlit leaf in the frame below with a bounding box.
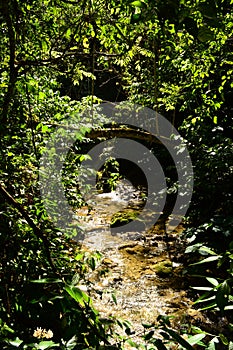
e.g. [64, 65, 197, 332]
[224, 305, 233, 310]
[187, 333, 206, 346]
[199, 246, 218, 256]
[111, 293, 117, 305]
[206, 277, 219, 287]
[64, 284, 91, 307]
[192, 286, 213, 291]
[131, 0, 146, 8]
[190, 256, 220, 265]
[7, 338, 23, 347]
[219, 333, 229, 345]
[36, 340, 59, 349]
[164, 328, 194, 350]
[31, 278, 63, 283]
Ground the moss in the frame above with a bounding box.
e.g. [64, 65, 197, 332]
[110, 209, 139, 227]
[152, 260, 172, 277]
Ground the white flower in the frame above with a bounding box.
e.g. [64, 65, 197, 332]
[33, 327, 53, 339]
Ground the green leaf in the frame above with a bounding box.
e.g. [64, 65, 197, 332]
[216, 281, 231, 311]
[2, 323, 14, 334]
[144, 330, 154, 340]
[221, 280, 231, 295]
[8, 338, 23, 347]
[41, 124, 50, 133]
[206, 277, 219, 287]
[131, 13, 141, 23]
[220, 333, 229, 345]
[142, 323, 154, 328]
[164, 328, 194, 350]
[131, 0, 146, 8]
[224, 305, 233, 310]
[126, 339, 138, 347]
[200, 302, 217, 310]
[199, 246, 218, 256]
[41, 40, 48, 52]
[194, 295, 216, 304]
[79, 154, 92, 162]
[111, 293, 117, 305]
[65, 335, 78, 349]
[125, 327, 132, 335]
[185, 243, 203, 253]
[31, 278, 63, 283]
[75, 253, 84, 261]
[187, 333, 206, 345]
[65, 28, 71, 39]
[152, 339, 167, 350]
[36, 340, 59, 349]
[192, 286, 213, 291]
[157, 315, 172, 326]
[65, 284, 91, 307]
[206, 339, 217, 350]
[39, 91, 46, 100]
[190, 256, 220, 265]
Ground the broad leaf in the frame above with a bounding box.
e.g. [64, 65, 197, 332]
[190, 256, 220, 265]
[163, 328, 194, 350]
[65, 284, 91, 307]
[187, 333, 206, 345]
[206, 277, 219, 287]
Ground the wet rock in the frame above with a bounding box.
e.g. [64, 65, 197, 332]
[118, 242, 138, 250]
[152, 260, 173, 277]
[125, 247, 138, 255]
[123, 244, 150, 256]
[149, 240, 159, 247]
[102, 258, 118, 268]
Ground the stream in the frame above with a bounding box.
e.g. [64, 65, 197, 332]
[74, 180, 205, 346]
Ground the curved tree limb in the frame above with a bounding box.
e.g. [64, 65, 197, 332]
[41, 123, 171, 145]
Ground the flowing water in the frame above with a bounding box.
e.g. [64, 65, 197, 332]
[75, 179, 146, 249]
[74, 180, 204, 346]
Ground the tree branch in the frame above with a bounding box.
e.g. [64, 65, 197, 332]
[15, 51, 121, 69]
[43, 123, 171, 145]
[0, 183, 58, 275]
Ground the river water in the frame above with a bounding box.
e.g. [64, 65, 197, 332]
[74, 180, 204, 347]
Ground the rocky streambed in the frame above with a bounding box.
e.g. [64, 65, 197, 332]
[86, 224, 204, 333]
[74, 180, 206, 346]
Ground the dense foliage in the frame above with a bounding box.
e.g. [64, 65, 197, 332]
[0, 0, 232, 348]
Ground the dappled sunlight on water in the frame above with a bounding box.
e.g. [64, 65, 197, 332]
[74, 179, 203, 343]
